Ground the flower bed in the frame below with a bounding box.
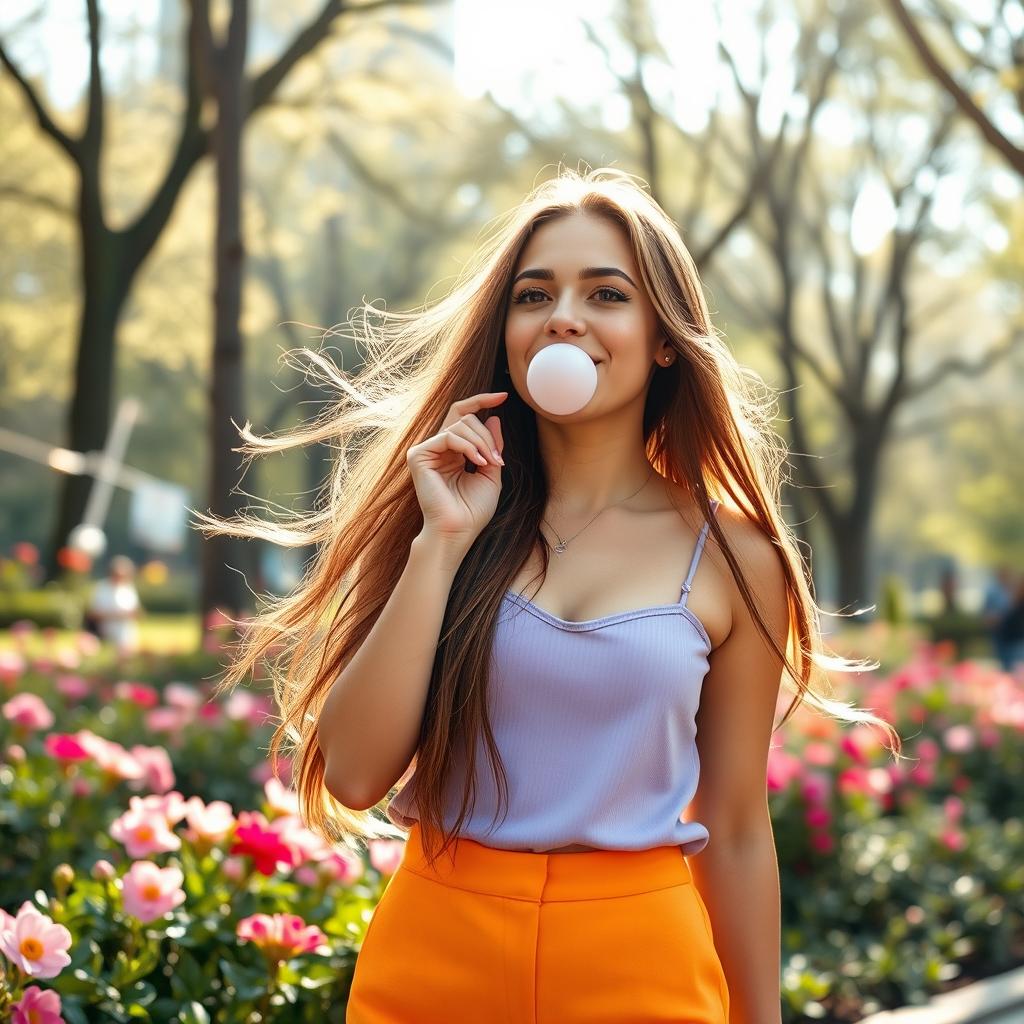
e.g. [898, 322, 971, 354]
[0, 623, 1022, 1022]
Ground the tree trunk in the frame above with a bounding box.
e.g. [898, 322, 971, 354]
[46, 182, 129, 578]
[200, 0, 252, 617]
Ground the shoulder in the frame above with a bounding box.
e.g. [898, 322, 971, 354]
[709, 501, 789, 635]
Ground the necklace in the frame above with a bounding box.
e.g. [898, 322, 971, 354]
[542, 468, 655, 555]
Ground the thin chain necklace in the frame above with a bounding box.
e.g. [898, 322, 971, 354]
[542, 468, 655, 555]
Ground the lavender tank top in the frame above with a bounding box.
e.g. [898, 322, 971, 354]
[386, 499, 721, 854]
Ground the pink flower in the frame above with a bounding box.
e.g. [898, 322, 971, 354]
[804, 806, 831, 828]
[222, 856, 246, 881]
[144, 707, 187, 734]
[55, 674, 91, 700]
[944, 724, 975, 753]
[766, 748, 803, 792]
[0, 650, 27, 685]
[940, 827, 966, 852]
[0, 901, 72, 978]
[114, 681, 160, 708]
[236, 913, 326, 962]
[837, 766, 872, 796]
[801, 771, 832, 805]
[128, 746, 176, 794]
[76, 732, 144, 781]
[109, 805, 181, 858]
[271, 815, 329, 866]
[164, 683, 202, 711]
[803, 741, 836, 766]
[809, 831, 835, 854]
[314, 849, 363, 885]
[263, 777, 300, 818]
[91, 859, 116, 881]
[43, 733, 90, 762]
[121, 861, 186, 923]
[12, 985, 64, 1024]
[944, 796, 965, 823]
[127, 792, 189, 825]
[183, 797, 236, 844]
[369, 839, 405, 876]
[2, 693, 55, 732]
[198, 703, 222, 724]
[230, 811, 297, 875]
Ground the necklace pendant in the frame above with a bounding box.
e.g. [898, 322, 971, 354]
[554, 541, 567, 554]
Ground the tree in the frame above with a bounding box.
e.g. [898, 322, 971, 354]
[885, 0, 1024, 177]
[0, 0, 431, 579]
[715, 4, 1022, 609]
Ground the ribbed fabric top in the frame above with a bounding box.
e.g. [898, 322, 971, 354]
[386, 499, 721, 854]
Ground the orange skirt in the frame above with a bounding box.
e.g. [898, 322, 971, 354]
[345, 821, 730, 1023]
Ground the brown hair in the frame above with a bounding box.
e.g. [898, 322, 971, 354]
[196, 166, 903, 871]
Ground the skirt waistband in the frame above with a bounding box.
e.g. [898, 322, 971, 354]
[398, 822, 694, 903]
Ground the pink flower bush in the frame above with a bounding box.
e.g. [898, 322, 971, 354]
[2, 693, 55, 731]
[0, 901, 72, 978]
[11, 985, 64, 1024]
[109, 805, 181, 858]
[236, 913, 326, 962]
[121, 861, 186, 923]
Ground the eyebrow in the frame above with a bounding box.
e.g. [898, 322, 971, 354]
[510, 266, 638, 289]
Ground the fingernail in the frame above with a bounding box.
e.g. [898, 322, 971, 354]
[494, 451, 504, 465]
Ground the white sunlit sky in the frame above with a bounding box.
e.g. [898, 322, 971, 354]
[1, 0, 1019, 258]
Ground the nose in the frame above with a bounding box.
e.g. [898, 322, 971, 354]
[545, 297, 586, 338]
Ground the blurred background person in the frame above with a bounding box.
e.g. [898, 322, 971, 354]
[87, 555, 142, 656]
[981, 564, 1024, 671]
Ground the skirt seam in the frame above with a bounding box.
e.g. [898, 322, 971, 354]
[400, 864, 693, 903]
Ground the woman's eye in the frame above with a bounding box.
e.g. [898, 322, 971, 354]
[512, 286, 629, 304]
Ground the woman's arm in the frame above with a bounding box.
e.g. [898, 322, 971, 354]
[685, 508, 790, 1024]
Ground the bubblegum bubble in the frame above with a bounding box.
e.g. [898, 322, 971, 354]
[525, 343, 599, 415]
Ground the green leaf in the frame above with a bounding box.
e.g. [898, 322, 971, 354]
[178, 1003, 210, 1024]
[219, 957, 269, 1001]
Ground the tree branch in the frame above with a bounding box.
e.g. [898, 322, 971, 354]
[905, 328, 1023, 397]
[248, 0, 448, 116]
[0, 184, 73, 216]
[0, 38, 80, 164]
[83, 0, 105, 151]
[885, 0, 1024, 175]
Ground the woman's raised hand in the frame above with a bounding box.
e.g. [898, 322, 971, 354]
[407, 391, 507, 555]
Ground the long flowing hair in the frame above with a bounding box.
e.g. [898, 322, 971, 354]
[196, 166, 903, 872]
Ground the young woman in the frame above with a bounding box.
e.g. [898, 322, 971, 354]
[202, 167, 901, 1022]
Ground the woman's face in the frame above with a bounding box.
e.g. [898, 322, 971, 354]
[504, 212, 674, 415]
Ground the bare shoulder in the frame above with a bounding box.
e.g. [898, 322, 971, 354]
[707, 500, 789, 636]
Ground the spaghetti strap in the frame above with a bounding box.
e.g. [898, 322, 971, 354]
[679, 499, 720, 606]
